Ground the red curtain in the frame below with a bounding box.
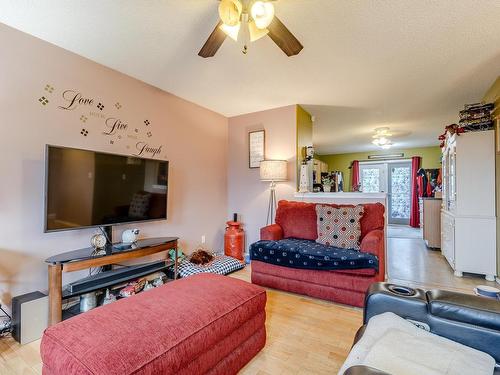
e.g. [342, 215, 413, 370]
[351, 160, 360, 191]
[409, 156, 421, 228]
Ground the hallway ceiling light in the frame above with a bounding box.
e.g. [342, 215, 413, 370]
[372, 127, 394, 149]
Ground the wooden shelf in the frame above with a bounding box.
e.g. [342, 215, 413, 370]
[61, 260, 174, 299]
[62, 278, 176, 321]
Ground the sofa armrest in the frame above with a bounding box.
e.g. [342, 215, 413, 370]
[427, 289, 500, 331]
[360, 229, 385, 279]
[260, 224, 283, 241]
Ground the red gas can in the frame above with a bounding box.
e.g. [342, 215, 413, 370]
[224, 221, 245, 262]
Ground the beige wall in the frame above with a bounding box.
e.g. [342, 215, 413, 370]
[0, 24, 228, 303]
[227, 106, 297, 250]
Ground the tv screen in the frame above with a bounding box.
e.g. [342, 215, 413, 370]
[44, 145, 168, 232]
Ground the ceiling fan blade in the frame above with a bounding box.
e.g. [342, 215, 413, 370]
[198, 21, 227, 58]
[267, 16, 303, 57]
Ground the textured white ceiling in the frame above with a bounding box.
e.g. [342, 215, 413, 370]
[1, 0, 499, 154]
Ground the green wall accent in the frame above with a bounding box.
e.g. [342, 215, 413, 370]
[296, 105, 313, 188]
[316, 146, 442, 191]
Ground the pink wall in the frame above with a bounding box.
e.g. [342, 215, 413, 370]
[227, 106, 297, 249]
[0, 24, 228, 302]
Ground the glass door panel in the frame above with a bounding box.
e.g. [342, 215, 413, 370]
[360, 163, 387, 193]
[388, 162, 411, 225]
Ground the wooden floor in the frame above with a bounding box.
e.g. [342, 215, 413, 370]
[0, 266, 362, 375]
[232, 268, 361, 375]
[0, 336, 41, 374]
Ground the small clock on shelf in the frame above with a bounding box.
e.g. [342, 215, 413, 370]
[90, 233, 107, 250]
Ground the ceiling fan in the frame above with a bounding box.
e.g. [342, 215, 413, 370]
[199, 0, 303, 58]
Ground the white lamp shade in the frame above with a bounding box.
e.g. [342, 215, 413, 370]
[260, 160, 287, 181]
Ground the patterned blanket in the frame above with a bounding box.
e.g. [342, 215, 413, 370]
[250, 238, 378, 271]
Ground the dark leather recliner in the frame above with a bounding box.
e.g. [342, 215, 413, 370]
[343, 282, 500, 375]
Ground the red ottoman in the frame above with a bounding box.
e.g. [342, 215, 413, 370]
[41, 274, 266, 375]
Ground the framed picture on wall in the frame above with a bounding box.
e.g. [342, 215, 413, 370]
[249, 130, 265, 168]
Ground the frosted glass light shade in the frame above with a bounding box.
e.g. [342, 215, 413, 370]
[260, 160, 287, 181]
[251, 1, 275, 29]
[219, 0, 242, 27]
[220, 22, 241, 41]
[248, 20, 269, 42]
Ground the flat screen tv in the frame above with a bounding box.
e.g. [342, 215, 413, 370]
[44, 145, 168, 232]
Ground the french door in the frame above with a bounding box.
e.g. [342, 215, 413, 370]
[388, 162, 411, 225]
[360, 161, 412, 225]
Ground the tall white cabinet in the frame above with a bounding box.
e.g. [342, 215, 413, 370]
[441, 130, 497, 281]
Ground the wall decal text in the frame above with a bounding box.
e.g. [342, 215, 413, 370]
[134, 142, 162, 158]
[39, 84, 165, 158]
[58, 90, 94, 110]
[103, 117, 128, 135]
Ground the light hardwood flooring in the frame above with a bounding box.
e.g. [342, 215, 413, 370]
[0, 266, 362, 375]
[0, 336, 41, 374]
[232, 268, 361, 375]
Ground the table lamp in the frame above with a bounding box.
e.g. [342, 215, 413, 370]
[260, 160, 287, 225]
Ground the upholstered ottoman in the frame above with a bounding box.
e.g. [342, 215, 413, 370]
[41, 274, 266, 375]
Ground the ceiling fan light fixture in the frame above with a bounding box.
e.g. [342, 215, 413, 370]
[372, 137, 393, 149]
[219, 22, 241, 41]
[248, 20, 269, 42]
[372, 137, 388, 146]
[251, 1, 275, 29]
[372, 127, 394, 149]
[218, 0, 243, 27]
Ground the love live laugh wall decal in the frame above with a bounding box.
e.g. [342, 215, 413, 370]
[37, 85, 166, 159]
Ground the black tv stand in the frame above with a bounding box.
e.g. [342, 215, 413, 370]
[45, 237, 179, 326]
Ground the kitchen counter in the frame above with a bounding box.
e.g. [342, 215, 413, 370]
[293, 192, 388, 206]
[294, 192, 387, 199]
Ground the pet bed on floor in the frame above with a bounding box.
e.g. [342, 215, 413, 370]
[178, 255, 244, 278]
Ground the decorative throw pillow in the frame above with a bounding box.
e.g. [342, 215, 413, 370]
[128, 192, 152, 218]
[315, 204, 364, 250]
[275, 200, 318, 240]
